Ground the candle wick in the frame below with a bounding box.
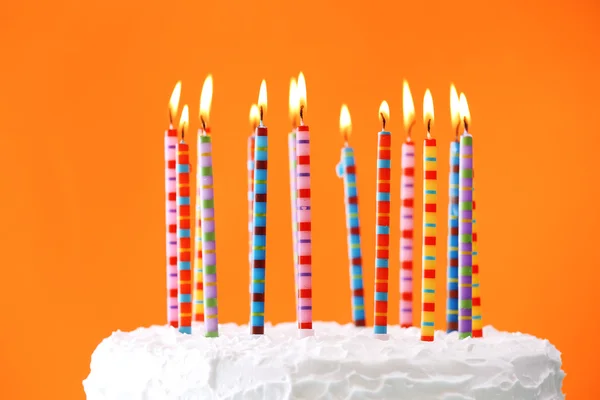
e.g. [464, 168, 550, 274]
[181, 126, 185, 142]
[201, 116, 207, 133]
[380, 113, 386, 131]
[407, 120, 415, 141]
[169, 110, 173, 126]
[300, 105, 304, 125]
[455, 123, 460, 141]
[463, 117, 469, 133]
[427, 119, 431, 135]
[259, 106, 264, 127]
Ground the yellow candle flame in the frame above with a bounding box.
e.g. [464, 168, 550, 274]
[169, 81, 182, 124]
[249, 104, 260, 131]
[179, 104, 189, 139]
[423, 89, 434, 133]
[402, 80, 415, 134]
[339, 104, 352, 142]
[258, 80, 268, 123]
[379, 100, 390, 130]
[289, 78, 299, 128]
[297, 72, 307, 122]
[459, 92, 471, 130]
[199, 75, 213, 129]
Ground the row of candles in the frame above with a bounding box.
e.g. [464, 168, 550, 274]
[164, 73, 481, 341]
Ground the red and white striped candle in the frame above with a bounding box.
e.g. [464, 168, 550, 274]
[165, 81, 181, 328]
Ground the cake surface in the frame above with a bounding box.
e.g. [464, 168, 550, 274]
[83, 322, 564, 400]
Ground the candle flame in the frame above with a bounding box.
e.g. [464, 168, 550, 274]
[339, 104, 352, 142]
[258, 80, 268, 123]
[450, 84, 460, 132]
[169, 81, 182, 124]
[289, 78, 299, 128]
[249, 104, 260, 131]
[459, 92, 471, 130]
[423, 89, 434, 132]
[379, 100, 390, 130]
[199, 75, 213, 129]
[179, 104, 189, 140]
[402, 80, 415, 133]
[297, 72, 307, 122]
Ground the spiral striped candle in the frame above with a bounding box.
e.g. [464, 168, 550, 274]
[472, 182, 482, 337]
[336, 146, 366, 327]
[248, 134, 255, 293]
[446, 140, 460, 332]
[165, 127, 178, 328]
[192, 160, 204, 323]
[374, 130, 391, 335]
[399, 141, 415, 328]
[250, 126, 268, 334]
[421, 136, 437, 341]
[458, 132, 473, 339]
[176, 140, 192, 334]
[296, 125, 313, 332]
[199, 133, 219, 338]
[288, 131, 299, 318]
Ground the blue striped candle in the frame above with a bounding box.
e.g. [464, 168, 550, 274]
[447, 140, 460, 332]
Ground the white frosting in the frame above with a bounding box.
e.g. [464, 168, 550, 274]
[83, 322, 564, 400]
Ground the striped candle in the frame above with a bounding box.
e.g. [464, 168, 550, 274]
[198, 133, 219, 337]
[165, 127, 179, 328]
[374, 128, 391, 336]
[458, 132, 473, 339]
[472, 182, 482, 337]
[250, 125, 268, 334]
[192, 161, 204, 323]
[336, 145, 366, 327]
[176, 140, 192, 334]
[399, 141, 415, 327]
[421, 136, 437, 341]
[446, 140, 460, 332]
[288, 131, 299, 318]
[296, 124, 313, 332]
[248, 134, 256, 292]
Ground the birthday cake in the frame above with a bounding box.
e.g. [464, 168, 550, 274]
[83, 322, 564, 400]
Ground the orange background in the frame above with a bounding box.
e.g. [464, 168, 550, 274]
[1, 0, 598, 398]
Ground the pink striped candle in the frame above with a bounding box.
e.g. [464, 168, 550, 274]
[399, 139, 415, 327]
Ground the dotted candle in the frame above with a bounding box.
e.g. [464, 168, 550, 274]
[296, 125, 313, 331]
[374, 130, 391, 336]
[336, 145, 366, 327]
[192, 157, 204, 323]
[421, 136, 437, 342]
[250, 126, 268, 335]
[446, 140, 460, 332]
[399, 141, 415, 327]
[199, 134, 219, 338]
[472, 183, 482, 338]
[458, 133, 473, 339]
[165, 127, 178, 328]
[176, 140, 192, 334]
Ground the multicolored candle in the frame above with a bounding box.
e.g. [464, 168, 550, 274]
[176, 105, 192, 334]
[198, 75, 219, 338]
[374, 100, 391, 336]
[165, 81, 181, 328]
[295, 72, 313, 334]
[458, 92, 473, 339]
[288, 78, 299, 318]
[447, 84, 461, 332]
[472, 178, 482, 337]
[336, 105, 366, 327]
[421, 89, 437, 342]
[250, 81, 269, 335]
[248, 105, 259, 296]
[400, 80, 415, 328]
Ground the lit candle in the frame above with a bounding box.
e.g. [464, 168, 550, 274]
[400, 80, 416, 328]
[197, 75, 219, 338]
[250, 81, 269, 335]
[248, 105, 259, 297]
[446, 84, 460, 332]
[165, 81, 181, 328]
[336, 105, 366, 327]
[458, 92, 473, 339]
[374, 100, 391, 337]
[288, 78, 299, 320]
[295, 72, 314, 335]
[176, 105, 192, 334]
[420, 89, 437, 342]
